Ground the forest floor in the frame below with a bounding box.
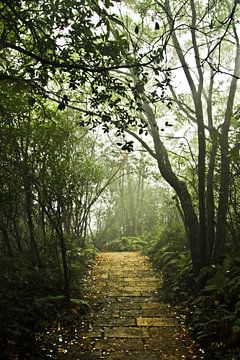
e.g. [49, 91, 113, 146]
[36, 252, 204, 359]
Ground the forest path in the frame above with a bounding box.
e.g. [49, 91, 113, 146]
[65, 251, 199, 360]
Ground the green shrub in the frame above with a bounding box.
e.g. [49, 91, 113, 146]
[0, 246, 95, 357]
[148, 222, 194, 302]
[104, 235, 147, 251]
[148, 222, 240, 358]
[188, 259, 240, 358]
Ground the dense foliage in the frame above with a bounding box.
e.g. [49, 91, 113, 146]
[1, 0, 240, 358]
[148, 194, 240, 358]
[0, 84, 103, 354]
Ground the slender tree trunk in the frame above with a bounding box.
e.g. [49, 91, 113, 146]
[214, 37, 240, 262]
[136, 154, 145, 234]
[164, 0, 208, 268]
[206, 71, 217, 263]
[17, 113, 41, 267]
[13, 219, 23, 254]
[23, 173, 42, 268]
[40, 205, 46, 245]
[206, 136, 218, 261]
[0, 227, 13, 257]
[57, 225, 70, 299]
[190, 0, 208, 267]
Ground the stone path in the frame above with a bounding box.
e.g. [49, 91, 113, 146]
[72, 252, 201, 360]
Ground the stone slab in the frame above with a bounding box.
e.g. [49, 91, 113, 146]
[148, 326, 178, 337]
[107, 291, 141, 297]
[104, 351, 158, 360]
[104, 326, 149, 338]
[94, 316, 136, 327]
[120, 308, 173, 317]
[140, 302, 170, 310]
[137, 317, 176, 327]
[93, 338, 144, 351]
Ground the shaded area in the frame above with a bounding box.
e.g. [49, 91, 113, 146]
[38, 252, 202, 359]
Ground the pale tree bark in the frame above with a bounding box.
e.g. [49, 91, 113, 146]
[205, 70, 217, 261]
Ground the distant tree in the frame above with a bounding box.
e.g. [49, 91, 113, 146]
[93, 152, 164, 247]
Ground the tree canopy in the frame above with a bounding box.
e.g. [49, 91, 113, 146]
[1, 0, 240, 358]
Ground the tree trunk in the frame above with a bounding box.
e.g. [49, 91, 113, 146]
[206, 71, 217, 263]
[0, 227, 13, 257]
[214, 38, 240, 263]
[206, 136, 218, 261]
[142, 100, 204, 274]
[23, 172, 42, 268]
[13, 219, 24, 254]
[57, 225, 70, 299]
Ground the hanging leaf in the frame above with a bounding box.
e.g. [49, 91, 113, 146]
[28, 96, 36, 106]
[134, 25, 139, 34]
[58, 102, 66, 111]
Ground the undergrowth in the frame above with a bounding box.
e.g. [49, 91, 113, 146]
[102, 235, 146, 251]
[148, 225, 240, 359]
[0, 246, 96, 359]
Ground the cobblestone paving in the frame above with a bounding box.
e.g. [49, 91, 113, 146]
[65, 252, 200, 360]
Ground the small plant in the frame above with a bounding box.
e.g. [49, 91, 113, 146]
[148, 221, 194, 302]
[188, 260, 240, 358]
[104, 235, 147, 251]
[148, 220, 240, 358]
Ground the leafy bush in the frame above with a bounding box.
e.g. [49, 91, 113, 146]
[150, 229, 240, 359]
[188, 259, 240, 358]
[0, 247, 95, 358]
[104, 235, 147, 251]
[0, 257, 64, 339]
[148, 222, 194, 302]
[69, 244, 97, 296]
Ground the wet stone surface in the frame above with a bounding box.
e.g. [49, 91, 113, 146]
[52, 252, 202, 359]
